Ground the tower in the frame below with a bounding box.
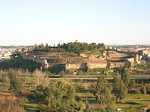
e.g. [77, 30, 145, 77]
[134, 53, 140, 64]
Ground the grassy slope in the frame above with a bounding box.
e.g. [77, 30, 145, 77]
[0, 55, 40, 72]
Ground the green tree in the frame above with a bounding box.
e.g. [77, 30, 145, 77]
[84, 100, 94, 112]
[107, 97, 117, 112]
[38, 43, 45, 51]
[121, 68, 135, 92]
[78, 100, 85, 112]
[106, 49, 109, 57]
[39, 80, 80, 112]
[93, 77, 112, 105]
[59, 70, 65, 76]
[9, 72, 22, 97]
[34, 43, 38, 50]
[45, 43, 49, 51]
[113, 75, 128, 102]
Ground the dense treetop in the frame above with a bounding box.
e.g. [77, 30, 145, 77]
[34, 42, 105, 55]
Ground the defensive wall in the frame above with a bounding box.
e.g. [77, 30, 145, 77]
[109, 62, 127, 68]
[21, 52, 140, 70]
[21, 53, 49, 69]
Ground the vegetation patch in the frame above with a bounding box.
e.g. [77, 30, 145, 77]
[0, 54, 41, 72]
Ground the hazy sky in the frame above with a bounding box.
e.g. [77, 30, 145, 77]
[0, 0, 150, 46]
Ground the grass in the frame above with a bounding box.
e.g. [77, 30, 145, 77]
[1, 73, 150, 111]
[88, 68, 114, 72]
[0, 83, 9, 89]
[115, 94, 150, 111]
[75, 86, 150, 111]
[23, 101, 38, 112]
[47, 65, 64, 74]
[0, 54, 41, 72]
[126, 94, 150, 105]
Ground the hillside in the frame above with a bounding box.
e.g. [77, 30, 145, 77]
[0, 54, 41, 72]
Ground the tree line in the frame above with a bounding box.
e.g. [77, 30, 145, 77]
[34, 42, 105, 55]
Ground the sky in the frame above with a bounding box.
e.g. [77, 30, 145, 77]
[0, 0, 150, 46]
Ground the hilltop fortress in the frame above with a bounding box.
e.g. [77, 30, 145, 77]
[21, 51, 142, 70]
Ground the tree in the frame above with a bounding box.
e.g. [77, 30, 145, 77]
[107, 97, 117, 112]
[34, 43, 38, 50]
[21, 48, 26, 53]
[0, 97, 25, 112]
[38, 80, 80, 112]
[59, 70, 65, 77]
[78, 100, 85, 111]
[121, 68, 135, 92]
[45, 43, 49, 51]
[84, 100, 94, 112]
[38, 43, 45, 51]
[106, 49, 109, 57]
[113, 75, 128, 102]
[33, 69, 49, 87]
[9, 72, 22, 97]
[93, 77, 112, 105]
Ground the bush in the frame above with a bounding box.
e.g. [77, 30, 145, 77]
[0, 98, 25, 112]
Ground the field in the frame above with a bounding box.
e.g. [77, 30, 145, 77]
[1, 76, 150, 112]
[107, 51, 132, 61]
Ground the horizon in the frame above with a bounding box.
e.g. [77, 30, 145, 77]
[0, 42, 150, 47]
[0, 0, 150, 46]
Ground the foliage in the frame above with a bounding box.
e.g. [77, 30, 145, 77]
[136, 62, 150, 70]
[93, 77, 112, 105]
[33, 69, 49, 87]
[34, 42, 105, 55]
[0, 73, 9, 84]
[84, 100, 94, 112]
[0, 54, 40, 72]
[9, 72, 22, 97]
[113, 75, 128, 102]
[76, 70, 89, 75]
[0, 98, 25, 112]
[38, 80, 80, 112]
[121, 68, 135, 92]
[88, 68, 113, 72]
[107, 97, 117, 112]
[59, 70, 65, 77]
[47, 66, 64, 74]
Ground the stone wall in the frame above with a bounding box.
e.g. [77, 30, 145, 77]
[109, 62, 126, 68]
[21, 52, 137, 71]
[65, 62, 108, 70]
[126, 58, 135, 67]
[21, 53, 49, 69]
[87, 62, 107, 69]
[65, 63, 88, 70]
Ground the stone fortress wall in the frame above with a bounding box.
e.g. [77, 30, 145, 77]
[65, 61, 127, 70]
[21, 53, 49, 69]
[65, 62, 108, 70]
[21, 52, 141, 70]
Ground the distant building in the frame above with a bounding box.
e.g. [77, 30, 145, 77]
[75, 40, 78, 43]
